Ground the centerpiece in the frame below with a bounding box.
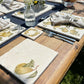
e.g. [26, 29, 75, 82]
[24, 0, 36, 27]
[32, 0, 45, 12]
[24, 0, 45, 27]
[24, 0, 45, 12]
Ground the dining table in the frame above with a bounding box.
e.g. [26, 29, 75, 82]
[0, 1, 84, 84]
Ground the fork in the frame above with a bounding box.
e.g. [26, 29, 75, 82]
[44, 30, 76, 45]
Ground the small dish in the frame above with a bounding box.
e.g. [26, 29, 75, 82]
[22, 27, 43, 40]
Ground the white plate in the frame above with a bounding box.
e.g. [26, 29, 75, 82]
[38, 12, 84, 40]
[0, 39, 58, 84]
[12, 4, 54, 19]
[22, 27, 43, 40]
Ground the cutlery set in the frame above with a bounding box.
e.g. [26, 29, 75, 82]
[43, 29, 76, 44]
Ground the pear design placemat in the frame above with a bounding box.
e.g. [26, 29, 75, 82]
[0, 39, 58, 84]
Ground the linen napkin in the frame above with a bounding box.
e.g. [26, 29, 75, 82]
[50, 12, 84, 28]
[0, 18, 10, 31]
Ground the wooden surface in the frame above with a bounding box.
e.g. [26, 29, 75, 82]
[16, 0, 24, 2]
[0, 3, 84, 84]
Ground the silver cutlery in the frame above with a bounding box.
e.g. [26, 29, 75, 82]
[43, 30, 76, 45]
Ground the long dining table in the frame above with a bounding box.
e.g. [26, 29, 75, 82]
[0, 1, 84, 84]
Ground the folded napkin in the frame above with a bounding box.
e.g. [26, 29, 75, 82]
[50, 12, 84, 28]
[0, 18, 10, 31]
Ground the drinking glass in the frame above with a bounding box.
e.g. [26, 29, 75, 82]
[62, 0, 77, 8]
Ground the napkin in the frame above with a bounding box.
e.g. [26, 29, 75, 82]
[0, 18, 10, 31]
[50, 12, 84, 28]
[50, 13, 69, 25]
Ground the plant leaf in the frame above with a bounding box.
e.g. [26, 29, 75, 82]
[23, 59, 34, 68]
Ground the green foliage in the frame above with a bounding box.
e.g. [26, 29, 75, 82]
[24, 0, 33, 6]
[61, 70, 83, 84]
[0, 0, 3, 4]
[61, 46, 84, 84]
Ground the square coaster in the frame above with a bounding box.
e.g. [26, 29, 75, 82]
[22, 27, 43, 40]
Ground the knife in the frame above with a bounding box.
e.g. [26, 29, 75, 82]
[43, 30, 76, 45]
[54, 35, 74, 45]
[52, 32, 76, 42]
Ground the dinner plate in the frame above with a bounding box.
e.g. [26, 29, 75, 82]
[0, 39, 58, 84]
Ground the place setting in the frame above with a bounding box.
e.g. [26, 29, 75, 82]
[12, 0, 54, 19]
[0, 17, 25, 46]
[0, 0, 25, 14]
[37, 11, 84, 44]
